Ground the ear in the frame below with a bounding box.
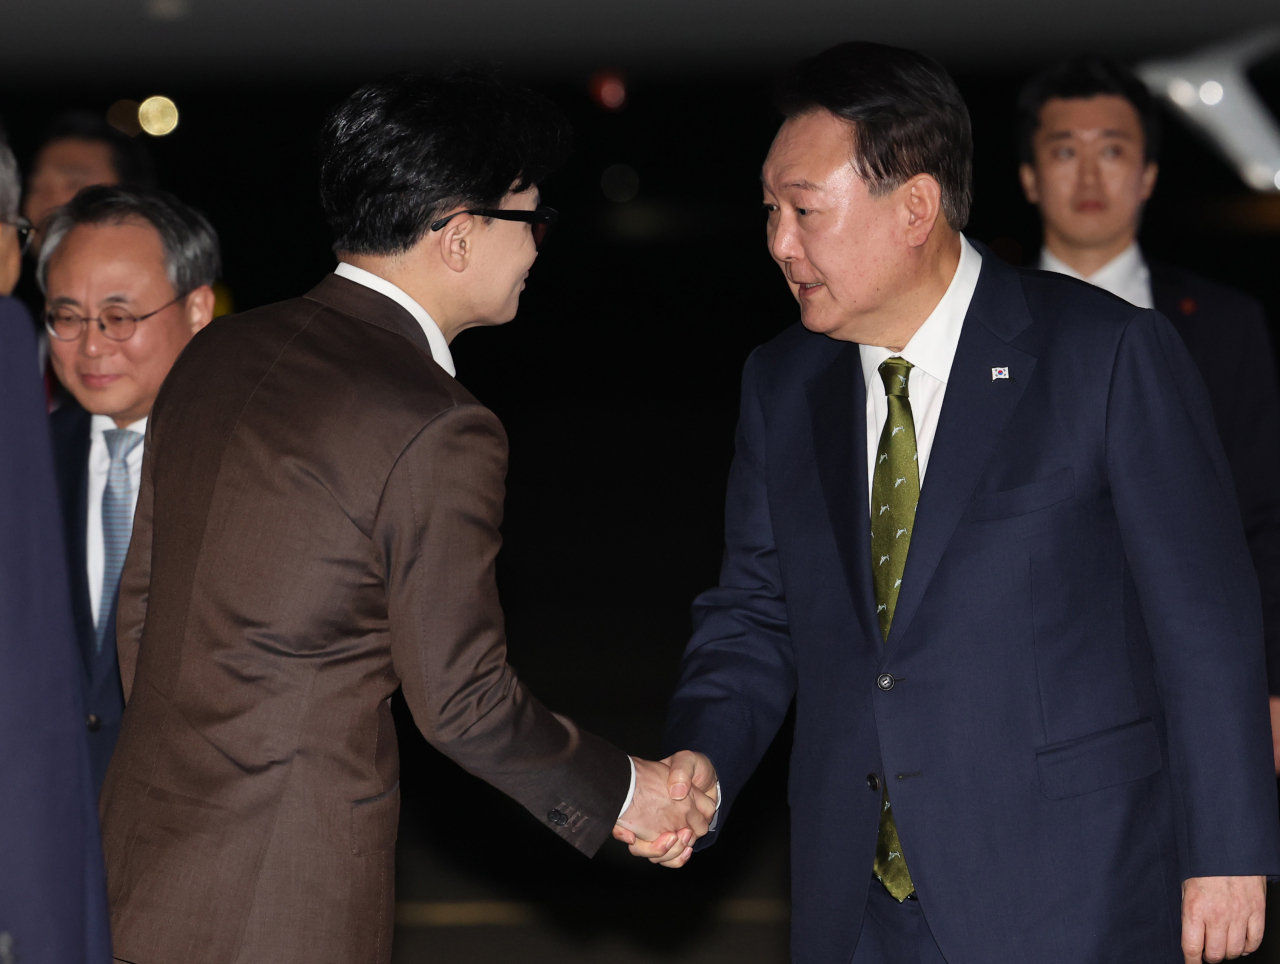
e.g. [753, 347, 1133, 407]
[902, 174, 944, 248]
[1139, 161, 1159, 203]
[436, 213, 475, 274]
[1018, 163, 1041, 205]
[185, 285, 216, 335]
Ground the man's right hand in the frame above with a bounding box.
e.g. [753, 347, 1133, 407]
[613, 757, 717, 868]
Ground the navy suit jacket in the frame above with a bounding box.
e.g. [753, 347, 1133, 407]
[0, 296, 111, 962]
[50, 396, 126, 792]
[666, 250, 1280, 964]
[1150, 262, 1280, 696]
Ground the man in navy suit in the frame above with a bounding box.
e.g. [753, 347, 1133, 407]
[656, 43, 1280, 963]
[43, 185, 218, 790]
[1016, 56, 1280, 771]
[0, 140, 111, 963]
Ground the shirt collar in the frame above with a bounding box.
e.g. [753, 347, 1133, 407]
[90, 414, 147, 438]
[860, 234, 983, 392]
[333, 262, 456, 378]
[1038, 243, 1151, 307]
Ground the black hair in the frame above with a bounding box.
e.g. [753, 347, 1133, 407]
[1016, 55, 1161, 165]
[35, 110, 157, 189]
[319, 69, 572, 256]
[774, 41, 973, 231]
[37, 185, 221, 295]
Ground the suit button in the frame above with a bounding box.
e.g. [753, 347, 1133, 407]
[867, 773, 880, 791]
[876, 674, 895, 691]
[547, 809, 568, 827]
[86, 714, 101, 732]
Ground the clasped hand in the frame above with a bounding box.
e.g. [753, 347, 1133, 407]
[612, 751, 718, 868]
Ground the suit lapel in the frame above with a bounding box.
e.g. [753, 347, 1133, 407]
[808, 344, 882, 651]
[887, 256, 1037, 647]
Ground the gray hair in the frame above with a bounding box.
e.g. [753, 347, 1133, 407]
[37, 184, 221, 295]
[0, 141, 19, 224]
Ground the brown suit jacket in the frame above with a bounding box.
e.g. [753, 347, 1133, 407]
[100, 275, 631, 964]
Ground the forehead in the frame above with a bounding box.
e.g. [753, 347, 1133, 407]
[34, 138, 117, 178]
[48, 219, 168, 288]
[763, 110, 856, 188]
[1037, 95, 1143, 140]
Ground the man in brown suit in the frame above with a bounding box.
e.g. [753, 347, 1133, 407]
[100, 71, 714, 964]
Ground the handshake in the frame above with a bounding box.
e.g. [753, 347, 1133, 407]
[612, 750, 718, 869]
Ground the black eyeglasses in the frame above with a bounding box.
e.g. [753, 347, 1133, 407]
[3, 216, 34, 256]
[429, 206, 559, 248]
[45, 291, 189, 343]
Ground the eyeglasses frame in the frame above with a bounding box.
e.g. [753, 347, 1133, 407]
[44, 290, 191, 343]
[428, 206, 559, 246]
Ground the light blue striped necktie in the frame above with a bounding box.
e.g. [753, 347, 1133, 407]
[97, 428, 144, 654]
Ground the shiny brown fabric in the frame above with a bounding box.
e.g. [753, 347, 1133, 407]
[100, 275, 631, 964]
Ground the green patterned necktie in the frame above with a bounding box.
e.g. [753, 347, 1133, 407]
[870, 357, 918, 902]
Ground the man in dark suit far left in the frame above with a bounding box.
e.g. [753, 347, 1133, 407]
[0, 138, 112, 964]
[41, 184, 218, 790]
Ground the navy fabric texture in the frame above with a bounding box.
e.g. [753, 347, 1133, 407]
[1149, 261, 1280, 697]
[665, 250, 1280, 964]
[51, 396, 126, 791]
[0, 296, 112, 963]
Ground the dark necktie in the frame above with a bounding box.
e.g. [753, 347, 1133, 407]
[869, 357, 918, 901]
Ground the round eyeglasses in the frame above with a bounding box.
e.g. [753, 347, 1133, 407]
[45, 291, 189, 343]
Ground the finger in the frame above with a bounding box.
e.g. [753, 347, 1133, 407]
[681, 801, 710, 838]
[690, 786, 718, 821]
[648, 838, 689, 864]
[1225, 919, 1247, 960]
[1246, 908, 1266, 954]
[665, 751, 696, 800]
[660, 846, 695, 869]
[1184, 917, 1205, 964]
[628, 832, 681, 859]
[1203, 918, 1228, 964]
[612, 825, 637, 845]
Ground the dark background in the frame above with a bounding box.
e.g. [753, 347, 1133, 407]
[5, 50, 1280, 961]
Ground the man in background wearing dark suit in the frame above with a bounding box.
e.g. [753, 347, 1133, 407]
[0, 138, 111, 964]
[661, 42, 1279, 963]
[42, 185, 218, 791]
[1017, 56, 1280, 771]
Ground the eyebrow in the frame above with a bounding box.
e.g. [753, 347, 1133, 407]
[49, 293, 133, 308]
[1042, 128, 1136, 141]
[759, 172, 824, 192]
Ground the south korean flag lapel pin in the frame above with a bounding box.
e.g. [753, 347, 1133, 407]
[991, 366, 1010, 381]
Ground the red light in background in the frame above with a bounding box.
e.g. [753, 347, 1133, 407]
[589, 70, 627, 111]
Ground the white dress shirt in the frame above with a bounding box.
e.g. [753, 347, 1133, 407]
[336, 261, 648, 816]
[87, 414, 147, 626]
[860, 236, 983, 511]
[1039, 243, 1154, 310]
[333, 262, 456, 377]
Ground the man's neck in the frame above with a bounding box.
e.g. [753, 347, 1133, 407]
[1042, 229, 1136, 279]
[340, 252, 462, 343]
[853, 232, 962, 352]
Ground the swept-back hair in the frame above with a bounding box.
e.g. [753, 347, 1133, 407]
[319, 69, 571, 256]
[774, 41, 973, 230]
[38, 185, 221, 295]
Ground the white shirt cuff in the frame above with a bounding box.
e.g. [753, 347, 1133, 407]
[618, 756, 637, 819]
[710, 780, 722, 831]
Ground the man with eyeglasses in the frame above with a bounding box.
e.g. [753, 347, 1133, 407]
[97, 70, 711, 963]
[40, 184, 218, 792]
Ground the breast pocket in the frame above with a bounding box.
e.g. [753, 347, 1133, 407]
[965, 467, 1075, 522]
[1035, 718, 1162, 800]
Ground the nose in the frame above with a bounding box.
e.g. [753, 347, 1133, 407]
[768, 211, 800, 265]
[80, 319, 115, 357]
